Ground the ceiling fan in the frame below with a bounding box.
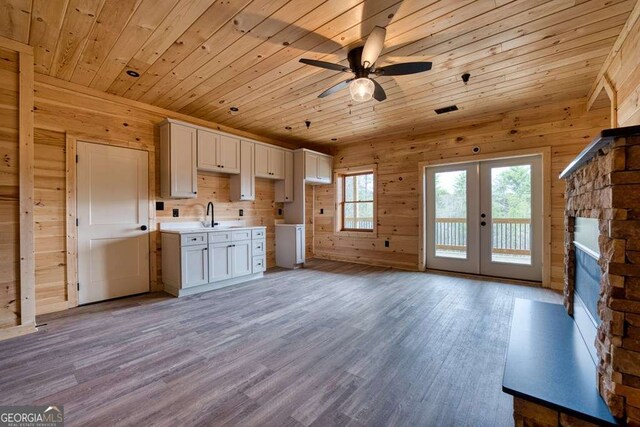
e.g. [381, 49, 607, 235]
[299, 26, 432, 103]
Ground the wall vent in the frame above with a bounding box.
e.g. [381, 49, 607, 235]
[434, 105, 458, 114]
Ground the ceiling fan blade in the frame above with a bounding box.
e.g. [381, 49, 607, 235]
[318, 79, 353, 98]
[299, 58, 350, 72]
[371, 79, 386, 102]
[375, 62, 432, 76]
[361, 26, 386, 68]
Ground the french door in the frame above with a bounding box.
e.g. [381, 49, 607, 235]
[426, 156, 542, 281]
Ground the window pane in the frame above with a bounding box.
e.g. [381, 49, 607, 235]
[434, 170, 467, 259]
[355, 174, 374, 201]
[344, 202, 373, 230]
[490, 164, 532, 265]
[345, 176, 355, 202]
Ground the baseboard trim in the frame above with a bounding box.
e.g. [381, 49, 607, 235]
[0, 323, 38, 342]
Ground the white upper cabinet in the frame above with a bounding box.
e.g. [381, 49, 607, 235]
[197, 129, 240, 174]
[270, 148, 285, 180]
[275, 150, 293, 202]
[160, 120, 197, 198]
[255, 144, 270, 178]
[230, 139, 255, 201]
[304, 150, 332, 184]
[255, 144, 286, 179]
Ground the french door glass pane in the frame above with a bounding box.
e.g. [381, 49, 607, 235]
[490, 165, 532, 265]
[434, 170, 467, 258]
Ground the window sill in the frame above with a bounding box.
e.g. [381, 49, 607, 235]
[335, 229, 378, 238]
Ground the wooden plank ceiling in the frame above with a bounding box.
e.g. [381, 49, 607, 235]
[0, 0, 635, 146]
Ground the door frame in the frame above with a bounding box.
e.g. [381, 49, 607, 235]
[418, 147, 552, 287]
[65, 135, 156, 308]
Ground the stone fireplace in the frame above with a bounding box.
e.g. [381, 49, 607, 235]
[563, 125, 640, 424]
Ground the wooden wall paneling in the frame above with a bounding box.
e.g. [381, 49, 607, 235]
[64, 134, 77, 307]
[34, 128, 67, 314]
[0, 0, 32, 44]
[313, 99, 610, 289]
[19, 49, 35, 326]
[29, 78, 296, 314]
[0, 46, 20, 329]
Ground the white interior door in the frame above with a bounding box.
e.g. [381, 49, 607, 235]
[426, 156, 542, 282]
[77, 142, 149, 304]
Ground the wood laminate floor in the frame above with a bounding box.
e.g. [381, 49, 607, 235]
[0, 259, 562, 426]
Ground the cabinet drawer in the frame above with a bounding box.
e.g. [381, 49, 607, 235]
[209, 232, 232, 244]
[252, 255, 266, 273]
[252, 229, 265, 239]
[232, 230, 252, 241]
[252, 239, 265, 256]
[181, 233, 207, 246]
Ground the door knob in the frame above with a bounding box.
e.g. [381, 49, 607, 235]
[140, 225, 148, 231]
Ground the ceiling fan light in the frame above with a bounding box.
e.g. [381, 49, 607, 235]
[349, 78, 374, 102]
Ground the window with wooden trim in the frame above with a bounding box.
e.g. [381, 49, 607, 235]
[341, 172, 375, 231]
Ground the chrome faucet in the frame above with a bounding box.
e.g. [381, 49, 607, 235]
[206, 202, 219, 228]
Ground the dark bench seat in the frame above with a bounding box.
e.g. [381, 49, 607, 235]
[502, 299, 620, 426]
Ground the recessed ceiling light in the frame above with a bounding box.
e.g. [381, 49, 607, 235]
[126, 70, 140, 78]
[229, 107, 239, 112]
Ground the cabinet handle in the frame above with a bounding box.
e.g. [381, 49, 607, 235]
[204, 247, 208, 251]
[191, 238, 197, 241]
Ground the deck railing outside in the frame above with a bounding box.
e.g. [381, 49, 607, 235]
[344, 218, 374, 230]
[435, 217, 531, 256]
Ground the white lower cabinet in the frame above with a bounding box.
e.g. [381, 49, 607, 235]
[209, 242, 232, 282]
[162, 227, 267, 296]
[231, 240, 252, 277]
[275, 224, 305, 269]
[181, 244, 209, 288]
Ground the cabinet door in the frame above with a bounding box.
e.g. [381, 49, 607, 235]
[295, 226, 305, 264]
[275, 150, 293, 202]
[181, 244, 209, 288]
[209, 243, 232, 282]
[219, 135, 240, 174]
[171, 123, 197, 197]
[231, 140, 254, 201]
[232, 241, 252, 277]
[304, 152, 318, 181]
[255, 144, 271, 178]
[270, 148, 285, 179]
[196, 129, 219, 171]
[317, 155, 332, 183]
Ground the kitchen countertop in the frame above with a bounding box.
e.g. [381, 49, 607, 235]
[159, 221, 266, 235]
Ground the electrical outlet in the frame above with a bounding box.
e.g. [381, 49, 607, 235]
[239, 209, 244, 217]
[385, 240, 390, 248]
[320, 208, 324, 214]
[172, 208, 179, 217]
[156, 201, 164, 210]
[278, 208, 282, 216]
